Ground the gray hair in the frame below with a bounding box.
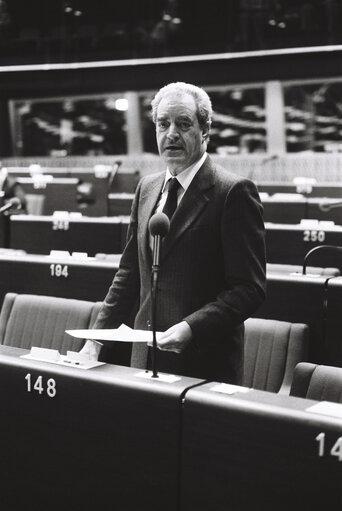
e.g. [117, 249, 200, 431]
[151, 82, 212, 129]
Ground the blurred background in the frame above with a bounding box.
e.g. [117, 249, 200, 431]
[0, 0, 342, 164]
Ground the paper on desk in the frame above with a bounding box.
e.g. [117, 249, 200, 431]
[66, 323, 163, 343]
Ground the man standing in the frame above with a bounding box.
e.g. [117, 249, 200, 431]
[83, 82, 266, 383]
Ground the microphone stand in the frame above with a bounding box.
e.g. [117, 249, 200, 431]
[150, 234, 161, 378]
[148, 212, 169, 379]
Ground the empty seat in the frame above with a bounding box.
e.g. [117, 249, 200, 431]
[0, 293, 100, 354]
[290, 362, 342, 403]
[243, 318, 309, 394]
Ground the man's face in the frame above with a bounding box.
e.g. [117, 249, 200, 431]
[155, 93, 207, 175]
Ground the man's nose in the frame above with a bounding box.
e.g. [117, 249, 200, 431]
[166, 123, 180, 140]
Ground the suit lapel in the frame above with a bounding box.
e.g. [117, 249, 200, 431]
[161, 156, 215, 260]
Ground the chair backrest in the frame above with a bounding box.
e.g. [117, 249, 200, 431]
[243, 317, 309, 394]
[290, 362, 342, 403]
[0, 293, 99, 354]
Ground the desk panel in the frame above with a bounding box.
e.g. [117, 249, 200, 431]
[17, 177, 79, 215]
[181, 383, 342, 510]
[266, 223, 342, 271]
[8, 167, 139, 216]
[258, 182, 342, 198]
[108, 193, 134, 216]
[10, 215, 129, 255]
[262, 197, 307, 224]
[0, 346, 200, 511]
[307, 198, 342, 225]
[0, 253, 119, 305]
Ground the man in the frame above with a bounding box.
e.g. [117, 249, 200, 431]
[83, 81, 266, 383]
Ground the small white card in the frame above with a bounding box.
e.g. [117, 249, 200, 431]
[210, 383, 251, 395]
[21, 347, 104, 370]
[306, 401, 342, 419]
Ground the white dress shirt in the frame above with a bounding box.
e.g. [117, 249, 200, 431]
[155, 152, 208, 214]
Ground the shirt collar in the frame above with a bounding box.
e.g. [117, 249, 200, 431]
[162, 152, 207, 193]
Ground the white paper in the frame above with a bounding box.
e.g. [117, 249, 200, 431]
[66, 323, 163, 343]
[210, 383, 251, 395]
[306, 401, 342, 419]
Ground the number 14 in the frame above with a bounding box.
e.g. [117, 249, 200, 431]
[316, 432, 342, 460]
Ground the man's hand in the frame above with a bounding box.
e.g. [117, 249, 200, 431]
[79, 339, 103, 360]
[148, 321, 192, 354]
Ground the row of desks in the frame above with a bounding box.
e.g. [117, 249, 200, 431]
[17, 177, 135, 217]
[2, 215, 342, 272]
[262, 195, 342, 224]
[4, 214, 130, 256]
[0, 250, 341, 369]
[0, 345, 341, 510]
[258, 181, 342, 197]
[9, 171, 342, 224]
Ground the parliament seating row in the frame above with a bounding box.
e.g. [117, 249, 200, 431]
[262, 195, 342, 224]
[0, 251, 120, 308]
[265, 221, 342, 272]
[10, 171, 342, 225]
[7, 165, 140, 194]
[267, 262, 340, 276]
[3, 215, 342, 273]
[258, 181, 342, 198]
[1, 219, 342, 369]
[0, 290, 309, 394]
[7, 214, 130, 256]
[0, 345, 341, 510]
[10, 167, 139, 217]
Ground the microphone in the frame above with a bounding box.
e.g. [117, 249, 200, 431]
[148, 212, 170, 378]
[319, 200, 342, 212]
[0, 197, 21, 214]
[149, 212, 170, 269]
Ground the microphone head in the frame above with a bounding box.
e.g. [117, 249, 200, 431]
[149, 212, 170, 238]
[319, 202, 331, 212]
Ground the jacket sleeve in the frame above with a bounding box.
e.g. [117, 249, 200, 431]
[184, 178, 266, 352]
[92, 182, 142, 329]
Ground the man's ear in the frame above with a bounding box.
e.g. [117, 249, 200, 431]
[202, 122, 210, 142]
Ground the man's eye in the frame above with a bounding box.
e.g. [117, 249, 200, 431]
[157, 121, 168, 129]
[179, 122, 191, 130]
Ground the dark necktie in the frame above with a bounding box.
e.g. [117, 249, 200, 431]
[162, 178, 181, 220]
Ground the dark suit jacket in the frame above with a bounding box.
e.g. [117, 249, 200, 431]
[93, 155, 266, 383]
